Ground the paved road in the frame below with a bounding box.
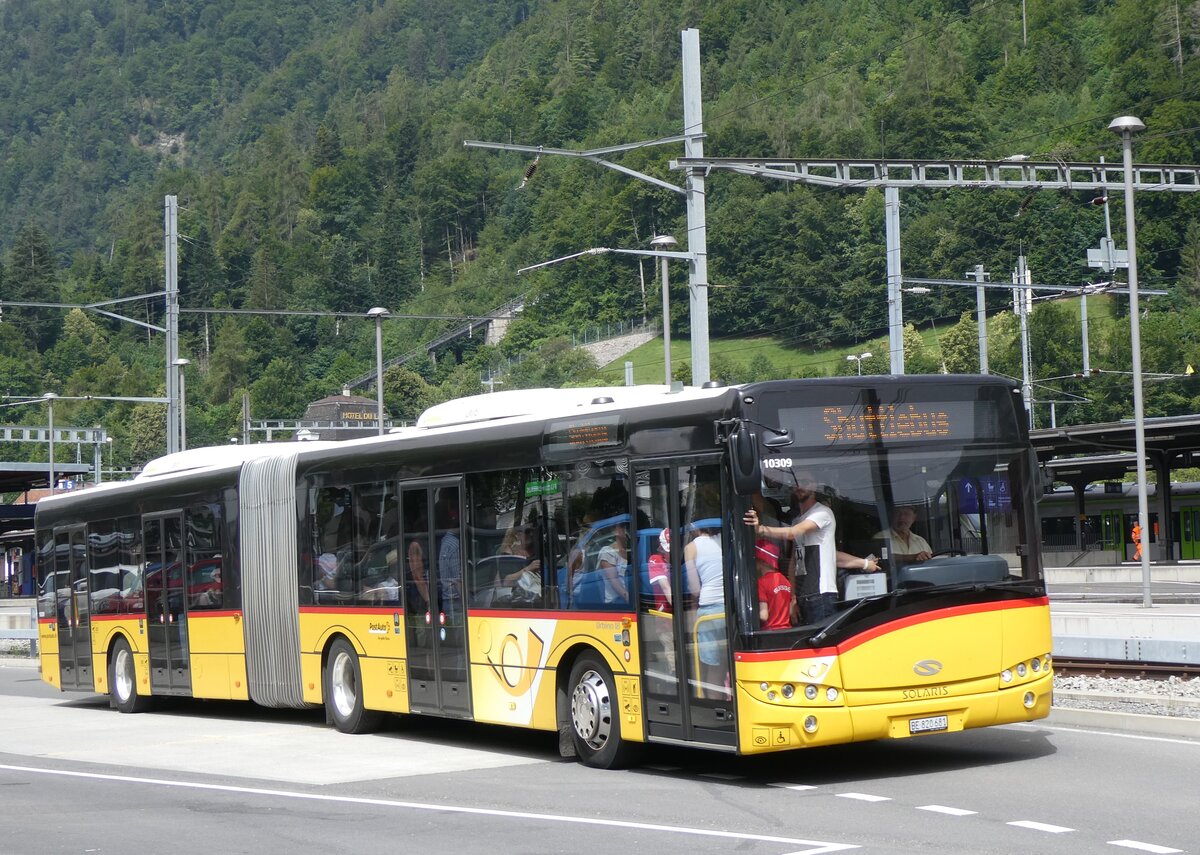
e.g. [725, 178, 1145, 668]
[2, 660, 1196, 854]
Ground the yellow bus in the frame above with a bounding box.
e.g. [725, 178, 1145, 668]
[36, 377, 1051, 768]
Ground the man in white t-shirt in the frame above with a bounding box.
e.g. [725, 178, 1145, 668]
[743, 471, 879, 625]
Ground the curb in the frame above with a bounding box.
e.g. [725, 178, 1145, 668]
[0, 657, 39, 669]
[1048, 705, 1200, 738]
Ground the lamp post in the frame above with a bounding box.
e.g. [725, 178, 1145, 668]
[173, 358, 190, 451]
[650, 234, 677, 385]
[44, 392, 57, 493]
[1109, 114, 1153, 607]
[367, 307, 390, 436]
[846, 352, 872, 376]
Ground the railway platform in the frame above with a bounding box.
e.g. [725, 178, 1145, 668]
[1047, 564, 1200, 664]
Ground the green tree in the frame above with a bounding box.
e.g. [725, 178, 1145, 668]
[207, 318, 252, 405]
[940, 312, 981, 374]
[5, 224, 59, 348]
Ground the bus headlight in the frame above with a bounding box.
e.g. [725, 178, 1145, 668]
[1001, 669, 1013, 683]
[804, 684, 818, 700]
[1016, 663, 1027, 678]
[781, 684, 795, 699]
[1031, 658, 1041, 672]
[1023, 691, 1036, 709]
[803, 715, 818, 733]
[826, 687, 839, 702]
[760, 682, 770, 692]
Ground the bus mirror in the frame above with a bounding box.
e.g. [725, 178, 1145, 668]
[729, 427, 761, 495]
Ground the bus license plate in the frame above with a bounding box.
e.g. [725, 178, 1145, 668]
[909, 715, 949, 734]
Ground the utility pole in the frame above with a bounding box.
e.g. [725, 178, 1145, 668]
[164, 196, 180, 455]
[1014, 255, 1033, 428]
[968, 264, 989, 373]
[680, 29, 711, 386]
[885, 187, 904, 374]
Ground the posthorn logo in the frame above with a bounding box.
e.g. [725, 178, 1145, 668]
[913, 659, 943, 677]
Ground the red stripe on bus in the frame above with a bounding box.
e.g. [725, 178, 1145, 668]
[734, 597, 1049, 662]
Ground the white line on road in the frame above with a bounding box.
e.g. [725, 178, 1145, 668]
[1008, 820, 1075, 833]
[0, 763, 860, 854]
[916, 805, 977, 816]
[835, 793, 891, 802]
[769, 783, 817, 791]
[1108, 841, 1183, 854]
[1009, 722, 1200, 747]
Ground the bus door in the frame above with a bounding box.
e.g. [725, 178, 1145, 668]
[402, 482, 471, 717]
[1179, 506, 1200, 559]
[634, 461, 736, 749]
[143, 513, 190, 694]
[54, 525, 92, 690]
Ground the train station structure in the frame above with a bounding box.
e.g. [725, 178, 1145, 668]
[1033, 414, 1200, 564]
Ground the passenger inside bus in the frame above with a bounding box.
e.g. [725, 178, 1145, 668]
[755, 539, 792, 630]
[685, 519, 727, 699]
[314, 552, 340, 603]
[744, 471, 880, 625]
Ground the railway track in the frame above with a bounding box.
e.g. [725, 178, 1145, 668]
[1052, 657, 1200, 680]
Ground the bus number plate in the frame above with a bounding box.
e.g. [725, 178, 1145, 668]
[909, 715, 949, 734]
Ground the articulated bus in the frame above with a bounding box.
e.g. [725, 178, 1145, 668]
[36, 376, 1052, 768]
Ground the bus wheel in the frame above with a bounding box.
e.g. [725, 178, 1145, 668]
[568, 653, 638, 769]
[324, 638, 383, 734]
[109, 638, 150, 714]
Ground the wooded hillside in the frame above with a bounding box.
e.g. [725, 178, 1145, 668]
[3, 0, 1200, 466]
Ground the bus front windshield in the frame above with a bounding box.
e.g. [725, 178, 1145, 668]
[744, 440, 1042, 639]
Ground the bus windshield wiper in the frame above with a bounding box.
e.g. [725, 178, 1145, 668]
[808, 593, 890, 645]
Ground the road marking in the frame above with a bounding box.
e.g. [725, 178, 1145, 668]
[699, 772, 743, 781]
[1108, 841, 1182, 854]
[1008, 820, 1074, 833]
[916, 805, 977, 816]
[836, 793, 890, 802]
[0, 764, 860, 854]
[1009, 722, 1200, 747]
[769, 783, 817, 791]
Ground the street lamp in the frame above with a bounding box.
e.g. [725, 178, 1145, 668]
[173, 358, 190, 451]
[367, 307, 390, 436]
[650, 234, 677, 385]
[43, 393, 57, 493]
[846, 352, 872, 376]
[1109, 114, 1153, 607]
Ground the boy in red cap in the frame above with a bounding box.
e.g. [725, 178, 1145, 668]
[756, 539, 792, 629]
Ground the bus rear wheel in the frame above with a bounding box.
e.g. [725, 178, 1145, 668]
[109, 638, 150, 714]
[568, 653, 639, 769]
[324, 638, 383, 734]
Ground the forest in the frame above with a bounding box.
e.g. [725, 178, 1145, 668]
[3, 0, 1200, 469]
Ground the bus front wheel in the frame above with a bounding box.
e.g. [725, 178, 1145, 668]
[568, 653, 638, 769]
[324, 638, 383, 734]
[109, 638, 150, 714]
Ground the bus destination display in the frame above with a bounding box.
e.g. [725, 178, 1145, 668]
[543, 414, 623, 457]
[781, 400, 981, 446]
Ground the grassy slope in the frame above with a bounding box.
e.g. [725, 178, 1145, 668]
[597, 296, 1121, 383]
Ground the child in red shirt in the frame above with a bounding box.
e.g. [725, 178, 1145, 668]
[647, 528, 672, 612]
[756, 539, 792, 629]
